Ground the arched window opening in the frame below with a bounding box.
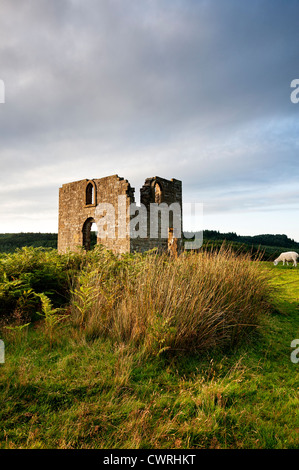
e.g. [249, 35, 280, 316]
[154, 183, 162, 204]
[86, 182, 95, 205]
[82, 218, 98, 251]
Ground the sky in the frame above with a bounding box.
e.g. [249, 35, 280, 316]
[0, 0, 299, 241]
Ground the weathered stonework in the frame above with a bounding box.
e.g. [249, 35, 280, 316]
[58, 175, 182, 255]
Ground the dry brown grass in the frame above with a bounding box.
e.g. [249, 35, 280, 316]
[71, 246, 272, 355]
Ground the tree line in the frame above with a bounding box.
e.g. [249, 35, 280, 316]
[0, 231, 298, 260]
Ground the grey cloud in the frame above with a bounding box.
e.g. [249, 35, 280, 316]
[1, 0, 298, 138]
[0, 0, 298, 237]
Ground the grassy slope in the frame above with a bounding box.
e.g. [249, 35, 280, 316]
[0, 263, 298, 449]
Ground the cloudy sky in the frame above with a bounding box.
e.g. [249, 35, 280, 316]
[0, 0, 299, 240]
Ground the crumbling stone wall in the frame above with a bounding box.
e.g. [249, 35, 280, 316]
[58, 174, 182, 255]
[130, 176, 183, 253]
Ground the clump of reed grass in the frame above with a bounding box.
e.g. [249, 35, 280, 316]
[71, 245, 272, 355]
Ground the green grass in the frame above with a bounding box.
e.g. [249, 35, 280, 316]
[0, 255, 298, 449]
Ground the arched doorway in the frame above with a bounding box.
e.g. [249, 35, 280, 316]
[82, 218, 98, 251]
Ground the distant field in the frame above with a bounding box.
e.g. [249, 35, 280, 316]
[0, 247, 298, 449]
[0, 233, 57, 253]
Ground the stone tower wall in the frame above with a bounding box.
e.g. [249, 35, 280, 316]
[58, 175, 182, 255]
[131, 176, 183, 253]
[58, 175, 133, 254]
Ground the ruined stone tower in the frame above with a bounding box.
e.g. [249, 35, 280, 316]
[58, 175, 182, 254]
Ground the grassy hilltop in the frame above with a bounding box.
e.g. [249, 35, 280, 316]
[0, 245, 298, 449]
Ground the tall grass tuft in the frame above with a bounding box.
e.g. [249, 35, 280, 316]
[71, 246, 272, 355]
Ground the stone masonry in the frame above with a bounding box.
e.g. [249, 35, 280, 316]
[58, 175, 182, 255]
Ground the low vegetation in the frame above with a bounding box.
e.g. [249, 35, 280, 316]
[0, 245, 298, 449]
